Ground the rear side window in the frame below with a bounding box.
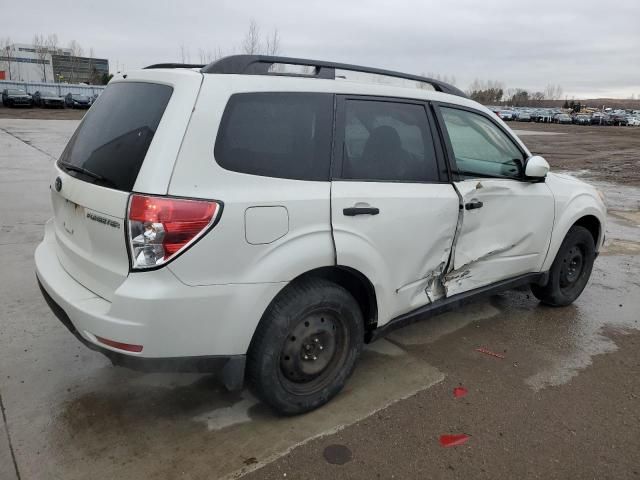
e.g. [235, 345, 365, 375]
[339, 100, 439, 182]
[214, 93, 333, 181]
[58, 82, 173, 191]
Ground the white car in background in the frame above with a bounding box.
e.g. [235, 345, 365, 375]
[627, 116, 640, 126]
[35, 55, 606, 415]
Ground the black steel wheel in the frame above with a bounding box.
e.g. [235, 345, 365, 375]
[532, 225, 596, 306]
[279, 310, 348, 394]
[247, 277, 364, 415]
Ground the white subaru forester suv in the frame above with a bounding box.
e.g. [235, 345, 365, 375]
[35, 55, 606, 415]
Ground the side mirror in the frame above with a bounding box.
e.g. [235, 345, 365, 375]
[525, 155, 550, 178]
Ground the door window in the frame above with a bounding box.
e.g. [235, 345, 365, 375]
[339, 100, 439, 182]
[215, 93, 333, 181]
[440, 107, 524, 179]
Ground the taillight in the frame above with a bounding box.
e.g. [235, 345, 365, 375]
[127, 194, 221, 270]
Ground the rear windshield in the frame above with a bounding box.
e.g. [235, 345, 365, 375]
[58, 82, 173, 191]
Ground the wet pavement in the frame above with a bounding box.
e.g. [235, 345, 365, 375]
[0, 120, 639, 479]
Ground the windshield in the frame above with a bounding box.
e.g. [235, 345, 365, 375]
[40, 91, 58, 97]
[58, 82, 173, 191]
[72, 95, 89, 100]
[8, 89, 26, 95]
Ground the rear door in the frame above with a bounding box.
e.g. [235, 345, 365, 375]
[435, 104, 555, 296]
[331, 96, 460, 324]
[51, 73, 202, 300]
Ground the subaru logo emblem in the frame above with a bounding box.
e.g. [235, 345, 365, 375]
[54, 176, 62, 192]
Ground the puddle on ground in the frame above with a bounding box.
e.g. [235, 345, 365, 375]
[523, 254, 640, 391]
[37, 340, 443, 480]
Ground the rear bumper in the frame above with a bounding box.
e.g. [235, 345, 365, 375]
[36, 278, 245, 389]
[35, 219, 286, 385]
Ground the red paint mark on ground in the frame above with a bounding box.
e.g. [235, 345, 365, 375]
[439, 434, 470, 447]
[453, 386, 468, 398]
[475, 347, 505, 359]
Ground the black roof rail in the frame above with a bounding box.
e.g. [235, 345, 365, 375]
[144, 63, 205, 70]
[201, 55, 467, 98]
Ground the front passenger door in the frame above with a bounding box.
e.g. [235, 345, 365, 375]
[436, 105, 555, 296]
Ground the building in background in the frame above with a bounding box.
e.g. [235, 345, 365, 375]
[0, 43, 61, 82]
[0, 43, 109, 84]
[51, 54, 109, 84]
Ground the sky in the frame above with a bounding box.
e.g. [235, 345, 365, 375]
[3, 0, 639, 98]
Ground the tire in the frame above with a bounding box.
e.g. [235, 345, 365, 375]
[531, 225, 596, 306]
[247, 277, 364, 415]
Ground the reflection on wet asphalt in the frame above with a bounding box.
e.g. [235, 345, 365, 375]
[0, 120, 639, 479]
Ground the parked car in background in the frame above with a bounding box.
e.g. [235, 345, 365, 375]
[32, 90, 65, 108]
[574, 114, 591, 125]
[1, 88, 33, 107]
[590, 113, 613, 126]
[89, 93, 101, 105]
[627, 116, 640, 126]
[517, 112, 531, 122]
[35, 55, 606, 415]
[555, 114, 572, 124]
[499, 110, 515, 121]
[611, 113, 628, 126]
[64, 93, 91, 109]
[534, 110, 554, 123]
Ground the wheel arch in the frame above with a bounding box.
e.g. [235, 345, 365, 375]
[291, 266, 379, 333]
[541, 194, 605, 272]
[250, 265, 379, 351]
[573, 214, 601, 247]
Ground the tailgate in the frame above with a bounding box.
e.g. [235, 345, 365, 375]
[51, 171, 130, 301]
[50, 70, 203, 300]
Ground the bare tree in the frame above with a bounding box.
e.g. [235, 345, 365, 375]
[201, 47, 226, 63]
[46, 34, 59, 55]
[544, 84, 563, 100]
[46, 34, 59, 81]
[32, 34, 50, 82]
[466, 79, 505, 104]
[1, 37, 15, 80]
[531, 91, 545, 103]
[68, 40, 84, 83]
[265, 28, 281, 56]
[179, 44, 190, 63]
[88, 47, 100, 84]
[213, 47, 226, 61]
[242, 19, 262, 54]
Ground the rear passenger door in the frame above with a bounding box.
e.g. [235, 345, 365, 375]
[331, 96, 460, 325]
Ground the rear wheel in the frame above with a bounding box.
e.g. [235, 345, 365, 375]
[247, 278, 364, 415]
[531, 225, 596, 306]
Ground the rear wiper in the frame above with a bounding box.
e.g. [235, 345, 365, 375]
[58, 161, 116, 187]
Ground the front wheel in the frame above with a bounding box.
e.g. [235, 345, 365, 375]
[247, 278, 364, 415]
[531, 225, 596, 306]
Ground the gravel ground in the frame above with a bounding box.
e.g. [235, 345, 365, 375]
[514, 121, 640, 186]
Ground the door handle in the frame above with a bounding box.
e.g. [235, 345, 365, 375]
[343, 207, 380, 216]
[464, 201, 483, 210]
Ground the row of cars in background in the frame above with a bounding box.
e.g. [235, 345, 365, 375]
[491, 107, 640, 127]
[1, 88, 99, 109]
